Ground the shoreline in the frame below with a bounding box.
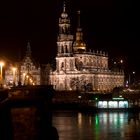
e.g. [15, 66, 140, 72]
[52, 102, 140, 113]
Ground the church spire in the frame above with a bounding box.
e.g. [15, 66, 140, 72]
[77, 11, 81, 28]
[57, 1, 73, 57]
[73, 11, 86, 52]
[26, 42, 31, 57]
[63, 1, 66, 13]
[59, 1, 70, 34]
[76, 10, 83, 37]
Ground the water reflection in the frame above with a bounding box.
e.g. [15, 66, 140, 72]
[53, 111, 140, 140]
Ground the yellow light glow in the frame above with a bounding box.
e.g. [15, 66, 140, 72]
[12, 67, 17, 72]
[120, 60, 123, 63]
[0, 62, 4, 67]
[0, 61, 5, 86]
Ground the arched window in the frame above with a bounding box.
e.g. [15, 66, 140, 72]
[70, 60, 73, 70]
[61, 62, 64, 70]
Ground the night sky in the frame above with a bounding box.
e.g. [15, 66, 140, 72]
[0, 0, 140, 76]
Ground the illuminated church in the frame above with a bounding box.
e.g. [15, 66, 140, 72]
[4, 42, 41, 87]
[49, 2, 124, 92]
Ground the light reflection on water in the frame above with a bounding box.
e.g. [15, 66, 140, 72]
[52, 110, 140, 140]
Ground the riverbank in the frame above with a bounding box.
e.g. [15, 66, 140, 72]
[52, 101, 140, 113]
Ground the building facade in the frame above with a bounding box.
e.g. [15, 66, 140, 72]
[5, 42, 41, 87]
[49, 2, 124, 92]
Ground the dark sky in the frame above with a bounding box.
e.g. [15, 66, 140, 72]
[0, 0, 140, 75]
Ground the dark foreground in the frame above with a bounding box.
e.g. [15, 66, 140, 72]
[53, 110, 140, 140]
[1, 87, 140, 140]
[0, 86, 59, 140]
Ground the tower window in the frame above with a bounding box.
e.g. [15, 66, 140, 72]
[61, 62, 64, 70]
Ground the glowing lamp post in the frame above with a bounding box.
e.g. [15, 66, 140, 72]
[23, 73, 26, 85]
[12, 67, 17, 86]
[0, 62, 4, 87]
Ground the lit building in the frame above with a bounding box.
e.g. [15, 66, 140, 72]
[49, 2, 124, 92]
[5, 42, 41, 87]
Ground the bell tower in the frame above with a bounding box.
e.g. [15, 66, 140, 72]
[57, 1, 73, 57]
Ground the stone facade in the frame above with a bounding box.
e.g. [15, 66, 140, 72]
[4, 42, 41, 87]
[49, 2, 124, 92]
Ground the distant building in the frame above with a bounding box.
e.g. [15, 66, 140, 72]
[49, 2, 124, 92]
[5, 42, 41, 87]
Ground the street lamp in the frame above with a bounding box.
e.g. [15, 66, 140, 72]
[120, 59, 123, 64]
[0, 61, 4, 87]
[12, 67, 17, 86]
[23, 73, 26, 85]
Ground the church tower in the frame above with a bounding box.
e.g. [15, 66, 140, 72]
[73, 11, 86, 52]
[56, 1, 76, 73]
[49, 1, 124, 92]
[57, 1, 73, 57]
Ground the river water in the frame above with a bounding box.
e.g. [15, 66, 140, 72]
[52, 110, 140, 140]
